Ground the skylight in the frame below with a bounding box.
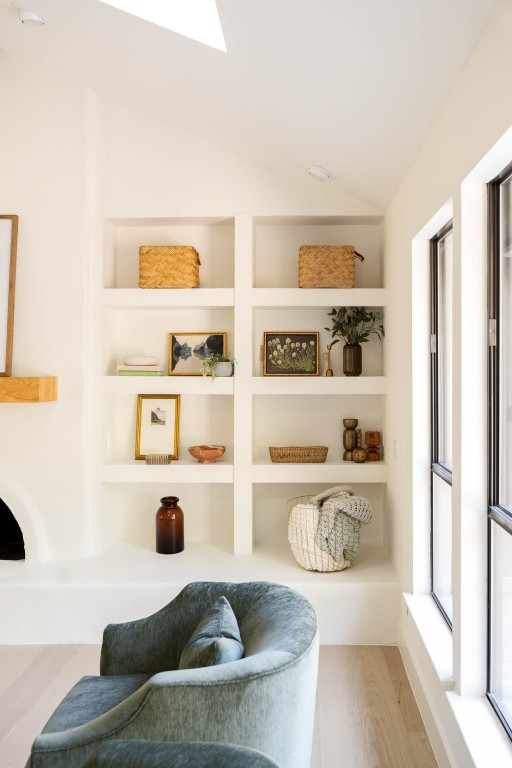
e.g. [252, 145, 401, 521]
[98, 0, 226, 52]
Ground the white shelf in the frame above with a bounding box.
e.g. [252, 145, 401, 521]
[103, 288, 234, 309]
[250, 376, 386, 395]
[251, 460, 388, 483]
[253, 215, 383, 226]
[102, 287, 386, 310]
[251, 288, 387, 308]
[101, 459, 234, 483]
[0, 541, 395, 587]
[101, 459, 386, 484]
[101, 376, 234, 395]
[107, 216, 235, 227]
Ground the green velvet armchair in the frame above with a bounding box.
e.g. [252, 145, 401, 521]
[26, 581, 319, 768]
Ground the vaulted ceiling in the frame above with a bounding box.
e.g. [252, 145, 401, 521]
[0, 0, 501, 210]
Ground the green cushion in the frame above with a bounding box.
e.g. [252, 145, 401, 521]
[179, 595, 244, 669]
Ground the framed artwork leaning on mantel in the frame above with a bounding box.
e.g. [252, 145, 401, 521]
[0, 215, 18, 376]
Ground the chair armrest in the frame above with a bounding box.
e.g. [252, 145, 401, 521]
[100, 618, 173, 675]
[100, 597, 197, 675]
[28, 680, 151, 768]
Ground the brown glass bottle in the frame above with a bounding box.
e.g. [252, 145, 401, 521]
[156, 496, 184, 554]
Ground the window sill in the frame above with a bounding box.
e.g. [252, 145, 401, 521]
[403, 592, 454, 689]
[447, 693, 512, 768]
[403, 593, 512, 768]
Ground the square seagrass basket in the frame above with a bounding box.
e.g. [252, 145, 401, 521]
[298, 245, 364, 288]
[139, 245, 201, 288]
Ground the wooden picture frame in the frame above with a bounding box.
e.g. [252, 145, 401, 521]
[135, 394, 181, 460]
[263, 332, 320, 376]
[0, 215, 18, 376]
[168, 332, 227, 375]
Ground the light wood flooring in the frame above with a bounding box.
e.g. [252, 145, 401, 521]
[0, 644, 438, 768]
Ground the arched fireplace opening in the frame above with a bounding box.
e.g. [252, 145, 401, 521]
[0, 498, 25, 560]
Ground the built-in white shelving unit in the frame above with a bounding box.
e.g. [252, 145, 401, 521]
[95, 213, 399, 643]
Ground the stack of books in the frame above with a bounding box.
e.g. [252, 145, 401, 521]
[117, 364, 165, 376]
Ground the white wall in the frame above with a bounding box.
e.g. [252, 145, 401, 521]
[0, 52, 377, 561]
[0, 53, 89, 559]
[384, 0, 512, 591]
[98, 97, 378, 218]
[384, 2, 512, 765]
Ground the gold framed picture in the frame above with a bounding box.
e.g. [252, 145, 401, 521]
[135, 394, 180, 460]
[168, 332, 227, 375]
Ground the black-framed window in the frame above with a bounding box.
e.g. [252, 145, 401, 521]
[488, 162, 512, 738]
[430, 221, 454, 627]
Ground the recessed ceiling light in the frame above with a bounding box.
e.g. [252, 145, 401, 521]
[308, 165, 335, 182]
[97, 0, 226, 52]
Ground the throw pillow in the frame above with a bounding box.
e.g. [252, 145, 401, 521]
[178, 595, 244, 670]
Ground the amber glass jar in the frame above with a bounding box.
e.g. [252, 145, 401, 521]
[156, 496, 184, 554]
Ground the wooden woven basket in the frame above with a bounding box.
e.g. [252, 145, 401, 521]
[269, 446, 328, 463]
[139, 245, 201, 288]
[298, 245, 364, 288]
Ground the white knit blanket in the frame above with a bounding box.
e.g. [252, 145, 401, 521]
[312, 488, 373, 563]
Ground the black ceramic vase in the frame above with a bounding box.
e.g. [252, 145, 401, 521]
[343, 343, 362, 377]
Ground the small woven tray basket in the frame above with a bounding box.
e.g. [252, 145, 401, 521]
[287, 495, 351, 572]
[298, 245, 363, 288]
[139, 245, 201, 288]
[269, 446, 328, 463]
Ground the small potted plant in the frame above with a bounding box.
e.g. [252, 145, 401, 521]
[200, 352, 237, 382]
[325, 307, 384, 376]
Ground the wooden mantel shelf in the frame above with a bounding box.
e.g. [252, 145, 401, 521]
[0, 376, 58, 403]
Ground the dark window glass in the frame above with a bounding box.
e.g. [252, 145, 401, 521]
[488, 163, 512, 739]
[431, 223, 453, 626]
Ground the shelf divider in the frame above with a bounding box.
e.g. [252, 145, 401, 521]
[103, 288, 234, 309]
[251, 460, 388, 483]
[250, 376, 386, 395]
[251, 287, 387, 308]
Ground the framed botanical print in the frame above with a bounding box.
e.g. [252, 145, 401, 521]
[263, 332, 319, 376]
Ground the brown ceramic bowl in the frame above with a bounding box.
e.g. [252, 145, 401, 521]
[188, 445, 226, 464]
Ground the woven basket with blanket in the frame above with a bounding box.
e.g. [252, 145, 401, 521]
[287, 485, 372, 572]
